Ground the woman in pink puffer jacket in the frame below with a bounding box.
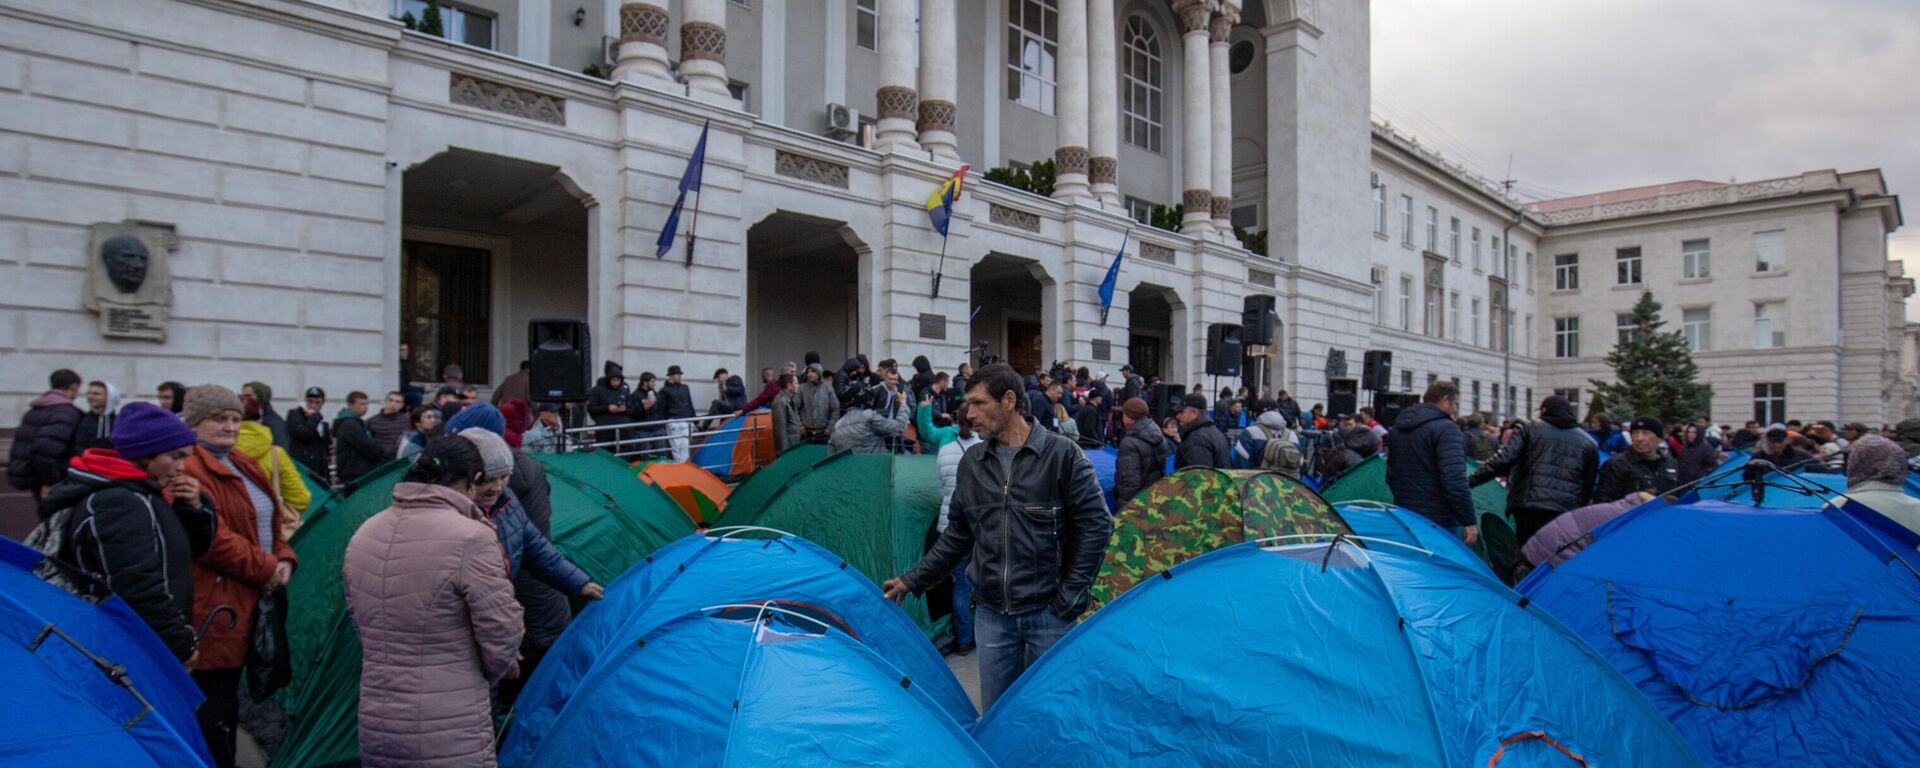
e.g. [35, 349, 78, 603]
[344, 435, 524, 767]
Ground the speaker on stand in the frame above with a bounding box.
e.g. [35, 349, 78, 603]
[528, 318, 592, 449]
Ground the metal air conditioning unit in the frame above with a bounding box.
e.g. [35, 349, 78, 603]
[826, 102, 860, 138]
[601, 35, 620, 68]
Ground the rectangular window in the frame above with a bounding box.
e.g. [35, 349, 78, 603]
[1399, 274, 1414, 331]
[1370, 266, 1385, 324]
[1428, 373, 1439, 388]
[1400, 195, 1414, 245]
[1554, 316, 1580, 358]
[1491, 236, 1502, 271]
[1524, 313, 1534, 357]
[1425, 206, 1439, 251]
[1424, 261, 1444, 337]
[1683, 307, 1711, 352]
[856, 0, 878, 50]
[1471, 227, 1483, 270]
[1449, 218, 1461, 262]
[1371, 174, 1386, 235]
[1401, 369, 1414, 391]
[1230, 205, 1258, 231]
[1490, 284, 1509, 352]
[1472, 381, 1482, 412]
[1616, 246, 1643, 285]
[1006, 0, 1058, 114]
[1554, 253, 1578, 291]
[1493, 387, 1501, 420]
[1508, 244, 1518, 284]
[1124, 196, 1156, 226]
[1616, 312, 1636, 346]
[1754, 229, 1786, 273]
[1683, 238, 1711, 279]
[1753, 382, 1786, 425]
[1554, 387, 1580, 404]
[1471, 298, 1482, 346]
[1754, 301, 1786, 348]
[1448, 291, 1461, 342]
[398, 0, 496, 49]
[1523, 251, 1533, 290]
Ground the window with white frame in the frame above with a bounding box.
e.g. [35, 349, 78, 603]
[856, 0, 878, 50]
[1449, 218, 1461, 262]
[1754, 229, 1786, 273]
[1448, 291, 1461, 342]
[1553, 253, 1578, 291]
[1490, 284, 1509, 352]
[1401, 369, 1414, 391]
[1399, 196, 1414, 245]
[1753, 301, 1786, 348]
[1122, 15, 1163, 152]
[1554, 387, 1580, 405]
[1616, 312, 1637, 346]
[1507, 244, 1518, 284]
[1371, 174, 1386, 235]
[1124, 196, 1156, 226]
[1615, 246, 1642, 285]
[1492, 387, 1501, 420]
[1006, 0, 1058, 114]
[1524, 313, 1534, 357]
[1683, 238, 1711, 279]
[1554, 317, 1580, 358]
[1491, 236, 1502, 272]
[1472, 381, 1482, 412]
[397, 0, 495, 48]
[1424, 261, 1444, 337]
[1523, 252, 1533, 290]
[1471, 227, 1482, 270]
[1370, 266, 1385, 324]
[1753, 382, 1786, 425]
[1399, 274, 1414, 331]
[1683, 307, 1711, 352]
[1471, 297, 1482, 346]
[1425, 206, 1439, 252]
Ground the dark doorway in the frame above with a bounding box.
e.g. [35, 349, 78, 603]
[1008, 319, 1043, 376]
[403, 241, 491, 383]
[970, 253, 1049, 375]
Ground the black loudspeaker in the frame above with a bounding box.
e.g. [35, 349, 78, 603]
[1205, 324, 1243, 377]
[1373, 392, 1421, 429]
[1362, 350, 1393, 392]
[1327, 378, 1359, 419]
[1150, 383, 1186, 422]
[1241, 295, 1277, 346]
[528, 318, 592, 402]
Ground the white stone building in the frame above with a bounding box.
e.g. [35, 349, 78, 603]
[0, 0, 1382, 423]
[1528, 171, 1910, 426]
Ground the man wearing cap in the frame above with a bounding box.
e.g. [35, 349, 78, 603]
[1754, 424, 1816, 469]
[38, 402, 215, 663]
[1164, 392, 1231, 470]
[286, 387, 332, 476]
[1594, 416, 1680, 503]
[657, 365, 697, 461]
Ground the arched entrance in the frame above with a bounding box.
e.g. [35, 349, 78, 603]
[746, 212, 863, 371]
[401, 149, 590, 388]
[1127, 283, 1187, 385]
[970, 253, 1050, 375]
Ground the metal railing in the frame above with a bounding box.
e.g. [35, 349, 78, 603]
[562, 413, 770, 474]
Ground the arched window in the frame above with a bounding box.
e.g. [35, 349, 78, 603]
[1007, 0, 1059, 114]
[1122, 15, 1163, 152]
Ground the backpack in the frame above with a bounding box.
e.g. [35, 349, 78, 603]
[23, 501, 91, 597]
[1263, 437, 1303, 478]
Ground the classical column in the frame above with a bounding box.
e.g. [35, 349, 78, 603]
[916, 0, 959, 159]
[613, 1, 672, 84]
[875, 0, 921, 150]
[1086, 0, 1119, 207]
[680, 0, 730, 98]
[1209, 6, 1236, 239]
[1175, 0, 1214, 235]
[1052, 0, 1091, 201]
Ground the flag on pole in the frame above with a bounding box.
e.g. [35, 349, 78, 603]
[656, 121, 710, 259]
[925, 164, 969, 236]
[1097, 231, 1130, 326]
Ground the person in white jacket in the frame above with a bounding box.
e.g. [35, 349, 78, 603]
[935, 403, 982, 655]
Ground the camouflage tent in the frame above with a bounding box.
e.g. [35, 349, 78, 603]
[1093, 469, 1350, 612]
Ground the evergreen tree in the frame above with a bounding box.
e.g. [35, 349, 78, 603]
[1588, 290, 1712, 426]
[418, 1, 446, 37]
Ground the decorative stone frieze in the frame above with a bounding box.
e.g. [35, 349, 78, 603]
[449, 74, 565, 125]
[774, 150, 850, 188]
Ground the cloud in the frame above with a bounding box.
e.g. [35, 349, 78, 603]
[1373, 0, 1920, 312]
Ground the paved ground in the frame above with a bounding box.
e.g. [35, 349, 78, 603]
[947, 649, 983, 711]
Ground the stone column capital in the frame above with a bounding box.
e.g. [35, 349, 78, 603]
[1209, 11, 1237, 43]
[1174, 0, 1215, 33]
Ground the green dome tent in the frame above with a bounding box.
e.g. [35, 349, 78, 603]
[1093, 468, 1351, 613]
[1317, 454, 1519, 579]
[719, 443, 831, 523]
[273, 451, 695, 768]
[709, 451, 946, 637]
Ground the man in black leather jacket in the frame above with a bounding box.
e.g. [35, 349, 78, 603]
[1594, 416, 1680, 504]
[1469, 394, 1599, 547]
[886, 363, 1111, 709]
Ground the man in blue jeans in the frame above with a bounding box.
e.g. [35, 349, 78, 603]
[885, 363, 1112, 708]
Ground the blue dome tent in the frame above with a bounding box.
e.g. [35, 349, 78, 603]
[1086, 445, 1117, 511]
[0, 537, 211, 767]
[1520, 471, 1920, 766]
[974, 538, 1699, 767]
[505, 609, 994, 767]
[1333, 501, 1491, 577]
[501, 530, 975, 765]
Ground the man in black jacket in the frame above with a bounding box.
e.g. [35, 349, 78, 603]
[1384, 381, 1478, 544]
[1594, 416, 1680, 504]
[333, 391, 385, 485]
[658, 365, 698, 460]
[1469, 395, 1599, 547]
[1165, 393, 1231, 470]
[585, 361, 634, 452]
[9, 369, 84, 497]
[286, 386, 332, 476]
[885, 364, 1110, 709]
[1114, 397, 1168, 505]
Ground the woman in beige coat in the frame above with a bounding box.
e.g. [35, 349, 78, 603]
[343, 435, 524, 767]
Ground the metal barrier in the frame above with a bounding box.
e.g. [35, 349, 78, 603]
[562, 414, 769, 474]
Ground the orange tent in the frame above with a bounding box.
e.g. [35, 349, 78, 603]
[638, 461, 732, 525]
[689, 411, 777, 478]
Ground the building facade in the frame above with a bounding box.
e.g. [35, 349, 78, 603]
[0, 0, 1383, 424]
[1529, 171, 1910, 426]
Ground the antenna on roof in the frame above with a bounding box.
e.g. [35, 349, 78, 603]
[1501, 153, 1516, 199]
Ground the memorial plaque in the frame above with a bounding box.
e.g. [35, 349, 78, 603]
[85, 221, 176, 342]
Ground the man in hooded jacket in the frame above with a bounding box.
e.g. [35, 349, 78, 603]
[1384, 381, 1478, 542]
[797, 363, 841, 443]
[1114, 398, 1168, 505]
[1469, 394, 1598, 547]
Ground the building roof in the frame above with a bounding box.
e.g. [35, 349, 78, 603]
[1525, 169, 1899, 228]
[1370, 120, 1524, 215]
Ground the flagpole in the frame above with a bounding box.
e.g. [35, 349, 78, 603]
[931, 234, 951, 299]
[684, 184, 702, 267]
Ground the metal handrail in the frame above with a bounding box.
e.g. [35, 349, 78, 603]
[558, 412, 770, 471]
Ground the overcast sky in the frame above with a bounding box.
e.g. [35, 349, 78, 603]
[1371, 0, 1920, 311]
